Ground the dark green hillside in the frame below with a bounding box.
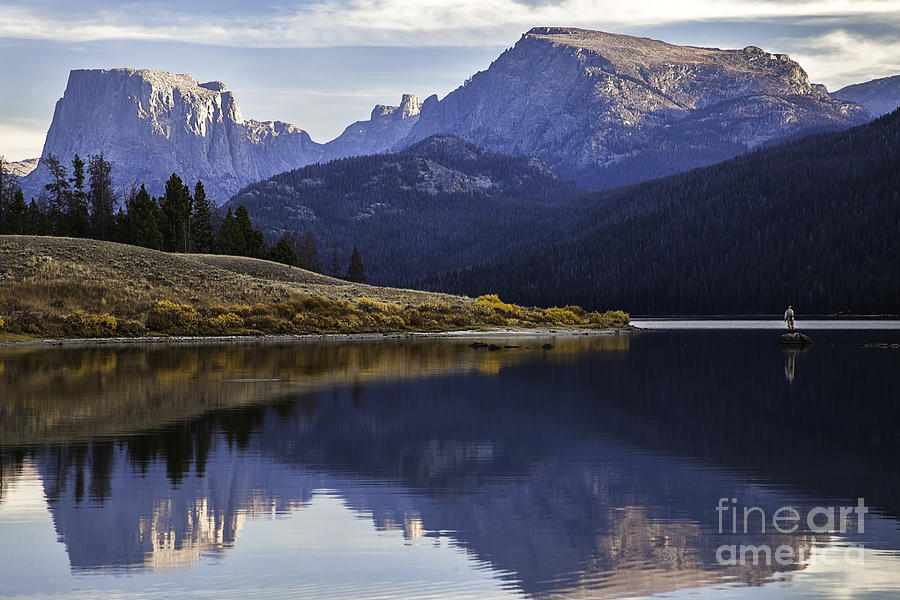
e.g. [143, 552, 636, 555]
[439, 109, 900, 315]
[225, 135, 583, 283]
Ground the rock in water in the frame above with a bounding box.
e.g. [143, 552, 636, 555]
[21, 69, 324, 203]
[779, 332, 814, 346]
[398, 27, 870, 190]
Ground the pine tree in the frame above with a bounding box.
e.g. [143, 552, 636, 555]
[66, 154, 89, 237]
[233, 205, 264, 257]
[123, 184, 163, 250]
[6, 188, 28, 234]
[190, 181, 214, 253]
[87, 153, 116, 240]
[297, 231, 320, 272]
[329, 245, 340, 278]
[0, 156, 9, 232]
[42, 154, 69, 235]
[26, 199, 50, 235]
[160, 173, 191, 252]
[267, 236, 299, 266]
[347, 247, 367, 283]
[217, 207, 239, 254]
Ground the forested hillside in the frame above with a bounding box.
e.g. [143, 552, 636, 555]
[226, 135, 583, 283]
[435, 109, 900, 315]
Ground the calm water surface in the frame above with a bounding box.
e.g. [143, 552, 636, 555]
[1, 323, 899, 599]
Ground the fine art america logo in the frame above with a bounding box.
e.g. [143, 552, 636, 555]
[715, 497, 869, 566]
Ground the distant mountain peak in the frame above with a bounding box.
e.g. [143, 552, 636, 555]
[369, 94, 421, 120]
[398, 26, 869, 189]
[20, 68, 322, 203]
[832, 74, 900, 117]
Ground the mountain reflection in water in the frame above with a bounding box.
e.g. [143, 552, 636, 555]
[1, 329, 899, 600]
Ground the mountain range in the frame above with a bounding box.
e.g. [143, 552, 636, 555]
[394, 27, 869, 189]
[221, 106, 899, 314]
[17, 27, 889, 202]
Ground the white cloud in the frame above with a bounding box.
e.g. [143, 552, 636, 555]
[0, 119, 47, 161]
[790, 29, 900, 89]
[0, 0, 898, 47]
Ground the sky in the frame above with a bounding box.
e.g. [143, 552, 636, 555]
[1, 0, 899, 161]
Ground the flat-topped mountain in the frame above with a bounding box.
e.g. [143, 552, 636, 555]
[397, 27, 869, 188]
[832, 74, 900, 117]
[21, 68, 323, 203]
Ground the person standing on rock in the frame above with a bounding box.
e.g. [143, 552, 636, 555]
[784, 305, 795, 331]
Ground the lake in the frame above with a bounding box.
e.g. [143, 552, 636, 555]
[1, 323, 899, 599]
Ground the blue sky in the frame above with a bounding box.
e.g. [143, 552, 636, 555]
[1, 0, 899, 160]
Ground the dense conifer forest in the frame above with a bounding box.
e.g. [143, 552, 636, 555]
[435, 109, 900, 315]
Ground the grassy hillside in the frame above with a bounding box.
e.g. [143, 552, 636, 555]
[0, 236, 627, 340]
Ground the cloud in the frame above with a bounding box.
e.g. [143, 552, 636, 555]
[0, 0, 898, 47]
[790, 29, 900, 89]
[0, 119, 47, 162]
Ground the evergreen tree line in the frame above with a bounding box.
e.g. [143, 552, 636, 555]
[432, 109, 900, 315]
[0, 154, 368, 282]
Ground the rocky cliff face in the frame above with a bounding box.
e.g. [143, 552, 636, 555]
[19, 30, 875, 202]
[398, 27, 870, 189]
[832, 74, 900, 117]
[320, 93, 422, 162]
[21, 69, 323, 203]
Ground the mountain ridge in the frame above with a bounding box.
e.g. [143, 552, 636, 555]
[832, 74, 900, 117]
[15, 28, 874, 202]
[395, 27, 869, 189]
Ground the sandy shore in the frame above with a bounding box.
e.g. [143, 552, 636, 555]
[0, 327, 633, 350]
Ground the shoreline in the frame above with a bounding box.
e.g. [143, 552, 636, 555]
[0, 327, 633, 350]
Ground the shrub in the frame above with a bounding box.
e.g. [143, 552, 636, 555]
[117, 320, 148, 337]
[418, 300, 453, 314]
[64, 310, 118, 337]
[588, 310, 630, 328]
[146, 300, 200, 334]
[207, 312, 244, 333]
[245, 314, 287, 333]
[472, 294, 527, 320]
[563, 305, 586, 316]
[542, 307, 581, 325]
[357, 296, 403, 314]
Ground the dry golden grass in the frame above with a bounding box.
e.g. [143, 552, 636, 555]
[0, 235, 629, 339]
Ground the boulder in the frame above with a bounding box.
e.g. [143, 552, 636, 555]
[778, 332, 814, 346]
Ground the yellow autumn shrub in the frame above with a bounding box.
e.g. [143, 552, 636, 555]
[146, 300, 200, 334]
[207, 312, 244, 332]
[64, 310, 118, 337]
[588, 310, 630, 328]
[541, 307, 581, 325]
